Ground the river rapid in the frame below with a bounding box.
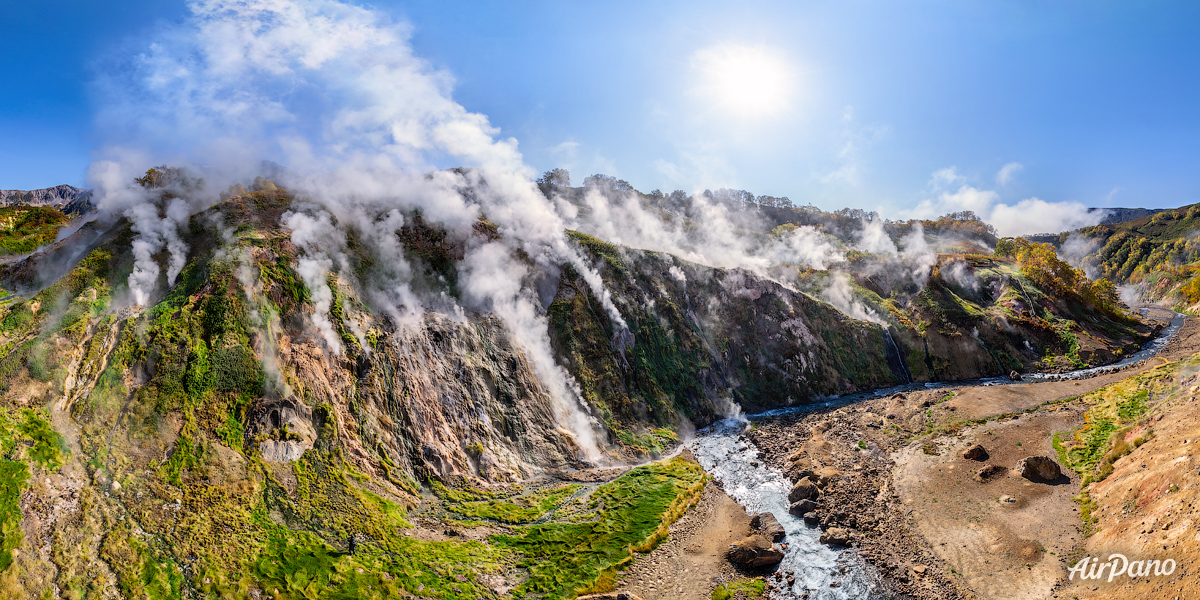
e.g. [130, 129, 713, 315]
[685, 308, 1185, 599]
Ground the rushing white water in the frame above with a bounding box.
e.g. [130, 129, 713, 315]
[689, 419, 885, 599]
[684, 306, 1186, 599]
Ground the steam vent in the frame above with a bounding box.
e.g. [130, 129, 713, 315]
[4, 1, 1199, 599]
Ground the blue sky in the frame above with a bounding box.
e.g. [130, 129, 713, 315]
[4, 0, 1200, 219]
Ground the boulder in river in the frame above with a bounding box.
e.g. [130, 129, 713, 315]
[1013, 456, 1062, 482]
[728, 535, 785, 567]
[819, 527, 853, 546]
[751, 512, 786, 542]
[1009, 370, 1022, 381]
[963, 444, 989, 461]
[803, 512, 820, 525]
[788, 499, 819, 517]
[787, 477, 820, 503]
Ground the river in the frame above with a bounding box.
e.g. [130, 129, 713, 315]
[685, 308, 1186, 599]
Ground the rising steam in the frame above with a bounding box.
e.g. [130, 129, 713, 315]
[86, 0, 615, 460]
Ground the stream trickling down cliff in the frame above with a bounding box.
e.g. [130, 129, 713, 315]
[686, 309, 1185, 600]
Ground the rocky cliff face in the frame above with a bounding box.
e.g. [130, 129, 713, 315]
[0, 181, 1159, 598]
[0, 184, 94, 216]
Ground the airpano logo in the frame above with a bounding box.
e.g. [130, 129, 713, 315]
[1068, 554, 1176, 582]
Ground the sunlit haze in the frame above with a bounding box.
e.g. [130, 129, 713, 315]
[693, 44, 794, 118]
[3, 1, 1200, 235]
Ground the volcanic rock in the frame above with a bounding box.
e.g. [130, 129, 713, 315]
[819, 527, 852, 546]
[974, 464, 1007, 482]
[962, 444, 989, 461]
[751, 512, 786, 542]
[787, 477, 820, 503]
[788, 499, 819, 517]
[728, 535, 785, 567]
[1013, 456, 1062, 482]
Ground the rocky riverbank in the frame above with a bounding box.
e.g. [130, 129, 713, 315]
[747, 394, 970, 600]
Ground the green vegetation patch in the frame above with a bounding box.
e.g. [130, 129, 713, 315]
[0, 206, 70, 255]
[0, 408, 67, 571]
[0, 459, 28, 572]
[1055, 356, 1190, 484]
[493, 457, 706, 599]
[251, 517, 510, 600]
[442, 483, 581, 524]
[712, 577, 767, 600]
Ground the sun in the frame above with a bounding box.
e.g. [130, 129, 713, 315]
[693, 44, 793, 118]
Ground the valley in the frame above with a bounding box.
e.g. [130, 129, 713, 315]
[0, 175, 1193, 600]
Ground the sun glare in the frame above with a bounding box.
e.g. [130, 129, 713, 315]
[693, 44, 793, 118]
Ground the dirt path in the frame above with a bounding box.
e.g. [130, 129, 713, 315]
[614, 480, 754, 599]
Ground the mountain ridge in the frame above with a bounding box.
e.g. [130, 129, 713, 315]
[0, 184, 94, 217]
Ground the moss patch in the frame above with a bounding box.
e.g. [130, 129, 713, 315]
[493, 457, 706, 599]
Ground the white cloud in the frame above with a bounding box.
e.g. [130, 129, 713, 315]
[996, 162, 1023, 186]
[901, 167, 1106, 236]
[987, 197, 1102, 236]
[929, 166, 966, 189]
[551, 141, 580, 156]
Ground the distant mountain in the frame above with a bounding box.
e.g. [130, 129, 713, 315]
[0, 184, 93, 216]
[1089, 206, 1166, 226]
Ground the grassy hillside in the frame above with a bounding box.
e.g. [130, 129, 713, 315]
[0, 206, 70, 255]
[1054, 203, 1200, 309]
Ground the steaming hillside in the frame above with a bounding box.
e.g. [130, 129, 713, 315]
[1044, 203, 1200, 310]
[0, 169, 1155, 598]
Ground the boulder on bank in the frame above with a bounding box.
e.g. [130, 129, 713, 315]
[728, 534, 785, 567]
[786, 463, 815, 483]
[963, 444, 989, 461]
[751, 512, 786, 542]
[578, 594, 645, 600]
[788, 477, 820, 503]
[1013, 456, 1062, 482]
[814, 467, 841, 487]
[819, 527, 852, 546]
[788, 499, 819, 517]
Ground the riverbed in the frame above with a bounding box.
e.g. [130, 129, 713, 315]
[678, 308, 1187, 600]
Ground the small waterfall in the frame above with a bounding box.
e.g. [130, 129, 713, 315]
[882, 328, 911, 384]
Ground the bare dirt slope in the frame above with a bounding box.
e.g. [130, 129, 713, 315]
[1064, 377, 1200, 600]
[892, 409, 1085, 600]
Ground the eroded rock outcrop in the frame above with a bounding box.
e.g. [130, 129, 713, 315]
[1012, 456, 1062, 482]
[728, 534, 785, 567]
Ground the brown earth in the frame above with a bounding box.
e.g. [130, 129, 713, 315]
[1063, 381, 1200, 600]
[613, 482, 755, 599]
[738, 312, 1200, 600]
